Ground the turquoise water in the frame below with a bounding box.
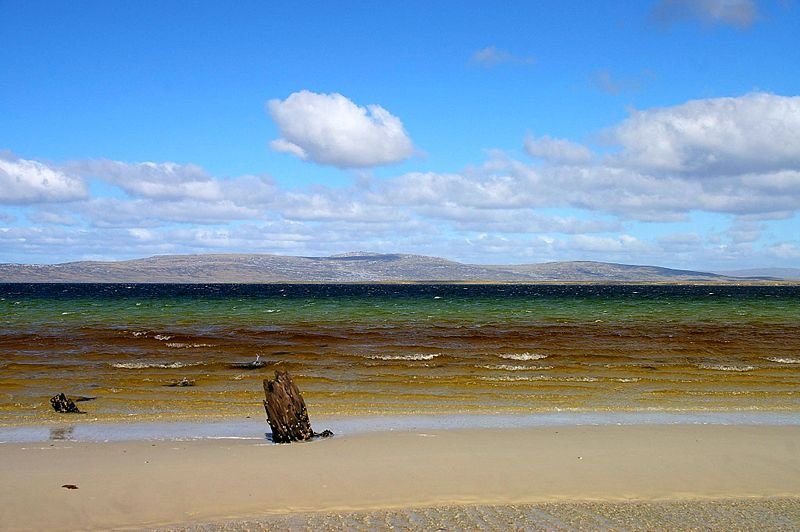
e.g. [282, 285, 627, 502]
[1, 283, 799, 425]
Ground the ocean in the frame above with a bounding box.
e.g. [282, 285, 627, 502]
[1, 283, 798, 427]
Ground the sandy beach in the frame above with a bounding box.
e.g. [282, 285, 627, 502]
[1, 424, 799, 530]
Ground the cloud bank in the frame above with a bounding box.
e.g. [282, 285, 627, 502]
[2, 92, 799, 268]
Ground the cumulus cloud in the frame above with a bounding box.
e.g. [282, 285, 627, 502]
[524, 135, 593, 164]
[267, 90, 414, 168]
[610, 93, 800, 176]
[471, 46, 536, 67]
[0, 153, 87, 204]
[651, 0, 758, 28]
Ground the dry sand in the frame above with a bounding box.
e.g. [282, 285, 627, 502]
[1, 424, 799, 530]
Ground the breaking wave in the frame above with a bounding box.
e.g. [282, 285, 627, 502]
[479, 364, 555, 371]
[368, 353, 441, 361]
[112, 361, 204, 369]
[698, 364, 755, 372]
[765, 357, 800, 364]
[497, 352, 549, 361]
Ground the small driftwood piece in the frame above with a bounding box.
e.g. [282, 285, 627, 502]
[50, 393, 83, 414]
[262, 371, 332, 443]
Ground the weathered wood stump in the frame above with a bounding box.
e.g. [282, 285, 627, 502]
[262, 371, 332, 443]
[50, 393, 83, 413]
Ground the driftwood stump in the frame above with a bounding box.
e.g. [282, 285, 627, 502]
[50, 393, 83, 413]
[262, 371, 332, 443]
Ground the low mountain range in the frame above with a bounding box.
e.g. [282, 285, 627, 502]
[0, 252, 795, 283]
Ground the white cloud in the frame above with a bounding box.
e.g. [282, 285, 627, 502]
[268, 90, 414, 168]
[524, 135, 592, 164]
[83, 198, 263, 227]
[610, 93, 800, 175]
[658, 232, 704, 253]
[5, 92, 800, 269]
[651, 0, 758, 28]
[0, 153, 87, 204]
[471, 46, 536, 67]
[768, 243, 800, 259]
[74, 160, 276, 204]
[78, 160, 217, 200]
[278, 189, 406, 223]
[28, 210, 80, 226]
[568, 234, 648, 253]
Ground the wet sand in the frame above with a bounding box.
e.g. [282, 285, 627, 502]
[1, 424, 799, 530]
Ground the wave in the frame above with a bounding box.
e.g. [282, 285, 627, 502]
[112, 361, 204, 369]
[154, 334, 173, 341]
[479, 375, 640, 383]
[764, 357, 800, 364]
[480, 375, 601, 382]
[497, 352, 549, 361]
[698, 364, 755, 372]
[368, 353, 441, 361]
[479, 364, 555, 371]
[165, 342, 214, 349]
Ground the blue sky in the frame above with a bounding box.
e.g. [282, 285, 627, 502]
[2, 0, 799, 270]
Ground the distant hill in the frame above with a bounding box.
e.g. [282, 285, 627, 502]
[490, 261, 733, 282]
[0, 253, 791, 283]
[715, 268, 800, 281]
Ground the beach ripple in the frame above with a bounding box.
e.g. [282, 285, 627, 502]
[162, 498, 800, 531]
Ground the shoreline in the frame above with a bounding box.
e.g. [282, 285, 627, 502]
[1, 409, 799, 443]
[2, 424, 799, 530]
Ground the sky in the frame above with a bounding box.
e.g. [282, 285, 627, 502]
[1, 0, 799, 270]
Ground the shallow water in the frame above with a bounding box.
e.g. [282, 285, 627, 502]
[1, 283, 798, 425]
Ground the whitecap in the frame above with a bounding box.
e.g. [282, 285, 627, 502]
[765, 357, 800, 364]
[479, 364, 555, 371]
[112, 361, 203, 369]
[698, 363, 755, 372]
[368, 353, 441, 361]
[166, 342, 213, 349]
[479, 375, 544, 382]
[497, 352, 549, 361]
[154, 334, 173, 341]
[479, 375, 599, 383]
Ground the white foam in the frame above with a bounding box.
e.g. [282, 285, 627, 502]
[368, 353, 441, 361]
[479, 364, 555, 371]
[112, 361, 203, 369]
[497, 352, 549, 361]
[765, 357, 800, 364]
[165, 342, 213, 349]
[154, 334, 173, 341]
[479, 375, 599, 383]
[698, 364, 755, 372]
